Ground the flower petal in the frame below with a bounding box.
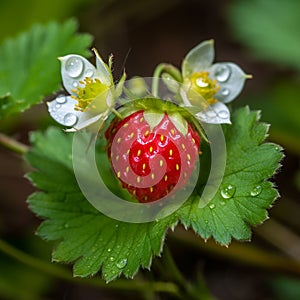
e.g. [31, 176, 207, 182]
[195, 102, 231, 124]
[59, 54, 98, 95]
[47, 95, 81, 127]
[93, 48, 112, 86]
[182, 40, 215, 78]
[65, 113, 105, 132]
[209, 62, 247, 103]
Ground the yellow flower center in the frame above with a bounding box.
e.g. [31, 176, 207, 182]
[72, 77, 109, 112]
[188, 71, 220, 107]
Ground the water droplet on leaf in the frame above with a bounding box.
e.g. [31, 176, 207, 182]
[107, 248, 112, 252]
[116, 258, 128, 269]
[63, 113, 78, 126]
[214, 65, 231, 82]
[65, 57, 84, 78]
[209, 203, 215, 209]
[109, 256, 115, 262]
[250, 185, 262, 197]
[220, 184, 236, 199]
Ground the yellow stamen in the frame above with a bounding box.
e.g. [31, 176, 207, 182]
[71, 77, 109, 112]
[188, 71, 220, 107]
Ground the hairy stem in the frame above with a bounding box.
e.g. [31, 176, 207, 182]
[0, 238, 179, 295]
[0, 133, 29, 155]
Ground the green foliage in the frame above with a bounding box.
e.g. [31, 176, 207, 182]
[179, 107, 283, 244]
[26, 107, 282, 281]
[271, 277, 300, 300]
[228, 0, 300, 70]
[0, 0, 96, 42]
[0, 19, 92, 119]
[237, 81, 300, 153]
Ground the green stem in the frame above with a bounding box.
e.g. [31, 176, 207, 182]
[161, 246, 212, 300]
[0, 133, 29, 155]
[152, 63, 182, 97]
[111, 108, 123, 119]
[0, 238, 179, 295]
[163, 246, 187, 287]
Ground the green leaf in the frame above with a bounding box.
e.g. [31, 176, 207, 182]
[26, 128, 177, 282]
[26, 107, 282, 281]
[0, 19, 92, 119]
[179, 107, 283, 245]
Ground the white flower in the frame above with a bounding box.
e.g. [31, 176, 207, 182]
[48, 49, 125, 131]
[179, 40, 251, 124]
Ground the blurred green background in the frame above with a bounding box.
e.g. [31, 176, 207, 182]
[0, 0, 299, 299]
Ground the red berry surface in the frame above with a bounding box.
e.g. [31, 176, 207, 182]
[105, 110, 200, 203]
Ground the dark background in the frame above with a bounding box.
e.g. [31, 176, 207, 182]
[0, 0, 300, 299]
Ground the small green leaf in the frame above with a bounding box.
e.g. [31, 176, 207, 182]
[0, 19, 92, 119]
[26, 106, 282, 280]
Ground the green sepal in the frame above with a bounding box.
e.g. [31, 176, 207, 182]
[143, 111, 165, 131]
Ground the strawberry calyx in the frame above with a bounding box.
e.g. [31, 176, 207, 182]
[116, 97, 206, 140]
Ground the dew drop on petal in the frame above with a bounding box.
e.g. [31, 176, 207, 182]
[65, 57, 84, 78]
[218, 110, 229, 119]
[55, 104, 61, 109]
[73, 82, 79, 88]
[221, 88, 230, 96]
[250, 185, 262, 197]
[116, 258, 128, 269]
[214, 65, 231, 82]
[206, 110, 217, 118]
[56, 96, 67, 104]
[220, 184, 236, 199]
[85, 69, 94, 77]
[63, 113, 78, 126]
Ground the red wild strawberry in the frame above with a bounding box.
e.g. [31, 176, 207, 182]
[105, 110, 200, 203]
